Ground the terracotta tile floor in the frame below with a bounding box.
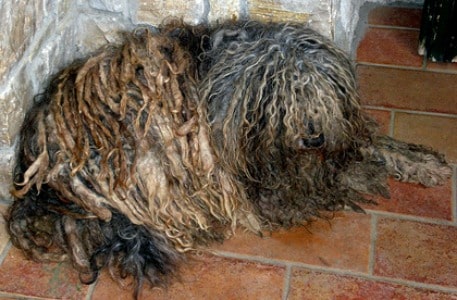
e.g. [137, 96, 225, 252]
[1, 5, 456, 300]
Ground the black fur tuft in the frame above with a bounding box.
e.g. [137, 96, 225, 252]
[7, 184, 181, 299]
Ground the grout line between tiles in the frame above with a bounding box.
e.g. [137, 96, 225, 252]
[369, 275, 457, 295]
[424, 67, 457, 75]
[368, 214, 378, 275]
[357, 62, 457, 74]
[389, 110, 395, 137]
[369, 24, 420, 31]
[214, 250, 373, 279]
[0, 241, 12, 266]
[213, 250, 290, 267]
[362, 106, 392, 112]
[362, 105, 457, 119]
[421, 53, 428, 70]
[0, 291, 49, 299]
[452, 165, 457, 223]
[357, 62, 423, 71]
[282, 264, 292, 300]
[85, 280, 98, 300]
[390, 108, 457, 118]
[366, 210, 457, 227]
[213, 250, 457, 295]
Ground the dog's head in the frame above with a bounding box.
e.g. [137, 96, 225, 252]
[199, 21, 372, 162]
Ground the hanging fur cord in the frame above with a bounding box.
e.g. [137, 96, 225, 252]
[7, 21, 451, 298]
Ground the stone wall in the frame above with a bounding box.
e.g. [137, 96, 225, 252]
[0, 0, 137, 200]
[0, 0, 422, 200]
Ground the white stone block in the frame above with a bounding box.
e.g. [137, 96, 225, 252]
[136, 0, 207, 25]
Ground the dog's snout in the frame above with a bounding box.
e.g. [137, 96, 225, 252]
[298, 133, 325, 149]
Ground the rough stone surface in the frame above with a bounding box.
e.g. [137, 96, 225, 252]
[88, 0, 129, 13]
[208, 0, 242, 23]
[0, 148, 14, 201]
[248, 0, 332, 37]
[136, 0, 207, 25]
[0, 23, 78, 147]
[0, 0, 77, 198]
[0, 79, 29, 147]
[0, 0, 55, 82]
[0, 0, 72, 146]
[73, 13, 133, 57]
[0, 201, 10, 256]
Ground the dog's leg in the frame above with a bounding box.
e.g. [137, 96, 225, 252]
[7, 186, 181, 298]
[338, 134, 451, 203]
[368, 135, 452, 187]
[7, 188, 69, 263]
[336, 152, 391, 199]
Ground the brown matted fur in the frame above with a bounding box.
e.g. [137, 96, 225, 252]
[7, 21, 452, 297]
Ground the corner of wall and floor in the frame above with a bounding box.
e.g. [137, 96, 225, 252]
[0, 2, 456, 300]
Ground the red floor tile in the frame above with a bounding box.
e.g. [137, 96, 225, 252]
[214, 212, 372, 273]
[357, 28, 423, 67]
[0, 247, 89, 299]
[364, 108, 391, 134]
[366, 178, 453, 220]
[375, 218, 457, 287]
[289, 269, 457, 300]
[92, 254, 285, 300]
[426, 61, 457, 73]
[393, 113, 457, 163]
[368, 7, 422, 28]
[358, 65, 457, 114]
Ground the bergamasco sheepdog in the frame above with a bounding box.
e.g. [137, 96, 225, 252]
[7, 20, 451, 297]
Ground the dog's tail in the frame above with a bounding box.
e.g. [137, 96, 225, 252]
[7, 184, 181, 298]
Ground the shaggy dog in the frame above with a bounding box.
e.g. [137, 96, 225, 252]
[7, 21, 452, 297]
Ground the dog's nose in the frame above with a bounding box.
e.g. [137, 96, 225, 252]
[297, 133, 325, 149]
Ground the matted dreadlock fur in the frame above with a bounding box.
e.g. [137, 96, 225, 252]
[7, 20, 452, 297]
[198, 21, 451, 227]
[7, 25, 260, 296]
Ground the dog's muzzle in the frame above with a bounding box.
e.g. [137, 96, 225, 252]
[297, 133, 325, 149]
